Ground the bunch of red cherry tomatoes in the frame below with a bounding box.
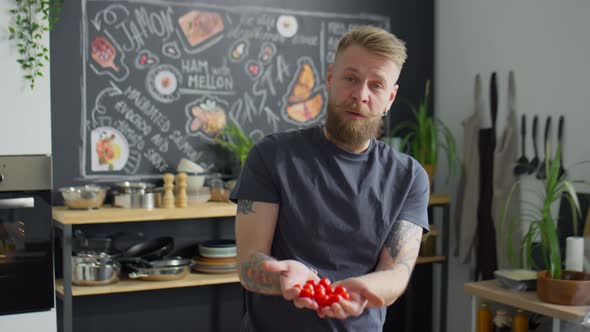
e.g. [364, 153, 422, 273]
[294, 278, 350, 308]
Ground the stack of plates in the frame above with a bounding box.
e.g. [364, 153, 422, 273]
[192, 240, 237, 274]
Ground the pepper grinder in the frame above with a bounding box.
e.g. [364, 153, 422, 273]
[176, 172, 187, 208]
[162, 173, 175, 209]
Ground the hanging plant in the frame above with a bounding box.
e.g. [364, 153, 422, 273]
[8, 0, 63, 89]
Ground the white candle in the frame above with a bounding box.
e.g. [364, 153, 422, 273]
[565, 236, 584, 272]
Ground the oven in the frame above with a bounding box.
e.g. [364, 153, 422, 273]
[0, 155, 54, 315]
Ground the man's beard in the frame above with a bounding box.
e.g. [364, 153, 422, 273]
[324, 99, 382, 145]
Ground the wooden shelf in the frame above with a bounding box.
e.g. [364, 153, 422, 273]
[416, 256, 446, 264]
[465, 280, 590, 322]
[53, 201, 237, 225]
[429, 194, 450, 206]
[56, 272, 240, 296]
[55, 257, 444, 297]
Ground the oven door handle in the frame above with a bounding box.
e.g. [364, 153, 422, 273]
[0, 197, 35, 208]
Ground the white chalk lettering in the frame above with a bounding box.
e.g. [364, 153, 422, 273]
[150, 133, 169, 153]
[123, 86, 171, 132]
[181, 59, 209, 73]
[114, 100, 152, 136]
[169, 130, 202, 161]
[143, 148, 168, 172]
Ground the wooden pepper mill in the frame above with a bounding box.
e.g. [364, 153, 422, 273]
[162, 173, 175, 209]
[175, 172, 187, 208]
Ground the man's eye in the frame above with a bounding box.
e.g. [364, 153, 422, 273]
[373, 83, 384, 90]
[344, 76, 355, 82]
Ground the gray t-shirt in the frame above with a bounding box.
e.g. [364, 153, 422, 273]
[230, 125, 430, 332]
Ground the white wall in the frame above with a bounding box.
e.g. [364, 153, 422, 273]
[435, 1, 590, 331]
[0, 0, 52, 156]
[0, 1, 56, 331]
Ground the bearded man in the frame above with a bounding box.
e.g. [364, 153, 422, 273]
[230, 25, 430, 332]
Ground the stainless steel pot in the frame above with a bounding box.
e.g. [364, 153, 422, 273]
[72, 252, 120, 286]
[112, 182, 156, 209]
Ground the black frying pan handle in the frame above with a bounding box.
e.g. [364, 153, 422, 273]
[558, 115, 564, 143]
[544, 116, 552, 153]
[520, 114, 527, 153]
[532, 115, 538, 154]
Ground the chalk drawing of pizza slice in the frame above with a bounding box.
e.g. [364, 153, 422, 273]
[282, 57, 324, 124]
[178, 10, 224, 47]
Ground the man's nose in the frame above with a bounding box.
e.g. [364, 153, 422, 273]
[351, 83, 369, 104]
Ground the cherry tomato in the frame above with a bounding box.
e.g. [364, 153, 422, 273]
[319, 277, 331, 288]
[327, 294, 342, 306]
[293, 284, 302, 289]
[299, 287, 314, 299]
[305, 279, 316, 286]
[325, 286, 333, 295]
[316, 294, 331, 307]
[333, 285, 350, 300]
[314, 286, 326, 299]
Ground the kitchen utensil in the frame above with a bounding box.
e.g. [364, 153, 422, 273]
[198, 239, 236, 258]
[112, 181, 156, 209]
[72, 252, 121, 286]
[529, 115, 540, 173]
[59, 185, 106, 210]
[536, 116, 552, 180]
[494, 269, 537, 291]
[514, 114, 530, 175]
[121, 236, 174, 261]
[127, 264, 190, 281]
[73, 229, 113, 254]
[91, 36, 120, 72]
[557, 115, 565, 178]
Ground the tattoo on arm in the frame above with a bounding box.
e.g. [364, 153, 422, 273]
[385, 220, 422, 275]
[237, 200, 255, 215]
[238, 252, 281, 295]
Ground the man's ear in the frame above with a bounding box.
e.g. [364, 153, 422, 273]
[326, 64, 333, 89]
[387, 84, 399, 110]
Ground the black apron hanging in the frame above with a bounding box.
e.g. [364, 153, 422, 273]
[475, 72, 499, 280]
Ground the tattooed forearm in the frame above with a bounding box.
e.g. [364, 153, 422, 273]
[237, 200, 255, 215]
[238, 252, 281, 295]
[385, 220, 422, 275]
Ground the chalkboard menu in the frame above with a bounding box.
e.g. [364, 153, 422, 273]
[81, 0, 388, 180]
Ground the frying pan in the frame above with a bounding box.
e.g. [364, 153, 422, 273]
[120, 236, 174, 261]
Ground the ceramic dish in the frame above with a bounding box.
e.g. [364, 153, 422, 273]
[198, 240, 236, 258]
[494, 269, 537, 291]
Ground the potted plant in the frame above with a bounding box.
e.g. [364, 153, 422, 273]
[390, 80, 458, 188]
[214, 119, 257, 179]
[7, 0, 63, 89]
[499, 145, 590, 305]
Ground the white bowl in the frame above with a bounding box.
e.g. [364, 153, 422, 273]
[186, 174, 205, 190]
[177, 158, 204, 174]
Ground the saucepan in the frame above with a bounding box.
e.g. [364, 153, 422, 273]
[72, 251, 121, 286]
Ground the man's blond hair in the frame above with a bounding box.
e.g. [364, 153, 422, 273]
[335, 25, 407, 69]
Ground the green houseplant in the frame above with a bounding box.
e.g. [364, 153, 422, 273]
[500, 145, 583, 280]
[214, 120, 256, 172]
[499, 145, 590, 305]
[8, 0, 63, 89]
[391, 80, 458, 187]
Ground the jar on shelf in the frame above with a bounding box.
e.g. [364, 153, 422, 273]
[476, 303, 493, 332]
[512, 309, 528, 332]
[493, 309, 511, 332]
